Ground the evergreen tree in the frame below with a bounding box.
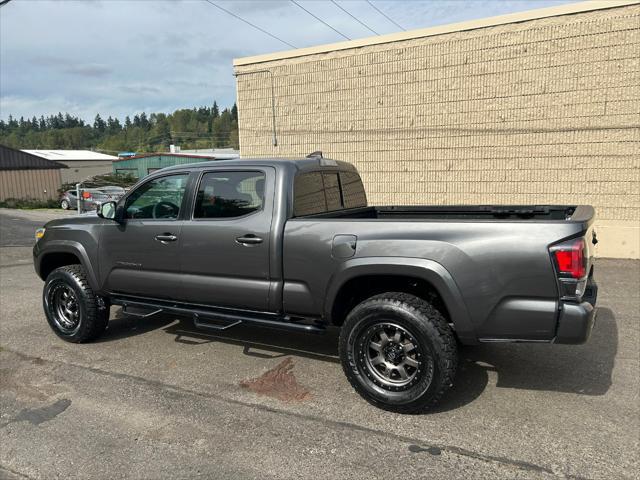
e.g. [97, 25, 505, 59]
[106, 116, 122, 135]
[107, 116, 122, 135]
[0, 101, 238, 151]
[93, 114, 106, 132]
[64, 113, 75, 128]
[139, 112, 150, 130]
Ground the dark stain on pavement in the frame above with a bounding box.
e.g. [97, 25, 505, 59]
[240, 357, 311, 402]
[10, 398, 71, 426]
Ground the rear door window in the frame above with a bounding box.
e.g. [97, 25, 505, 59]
[194, 171, 265, 219]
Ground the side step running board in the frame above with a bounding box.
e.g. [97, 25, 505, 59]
[193, 313, 242, 331]
[121, 305, 163, 319]
[111, 296, 325, 334]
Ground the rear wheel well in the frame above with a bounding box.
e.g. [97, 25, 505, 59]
[330, 275, 451, 327]
[39, 253, 82, 280]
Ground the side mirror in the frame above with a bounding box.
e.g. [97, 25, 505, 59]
[97, 201, 117, 220]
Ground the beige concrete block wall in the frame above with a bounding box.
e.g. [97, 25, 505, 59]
[235, 2, 640, 258]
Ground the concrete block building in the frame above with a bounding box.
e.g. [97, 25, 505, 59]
[233, 1, 640, 258]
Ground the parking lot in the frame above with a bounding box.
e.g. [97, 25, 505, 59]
[0, 209, 638, 480]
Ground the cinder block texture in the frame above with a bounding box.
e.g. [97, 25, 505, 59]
[235, 4, 640, 258]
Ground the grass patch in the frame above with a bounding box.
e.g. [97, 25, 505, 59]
[0, 198, 60, 209]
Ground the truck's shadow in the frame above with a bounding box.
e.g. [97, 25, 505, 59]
[164, 318, 342, 363]
[433, 307, 616, 412]
[102, 306, 617, 413]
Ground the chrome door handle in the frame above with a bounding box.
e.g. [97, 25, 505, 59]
[236, 235, 263, 245]
[155, 234, 177, 242]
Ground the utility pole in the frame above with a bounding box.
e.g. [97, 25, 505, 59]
[76, 183, 81, 215]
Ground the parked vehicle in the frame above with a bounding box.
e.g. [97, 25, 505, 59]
[59, 190, 78, 210]
[60, 186, 126, 211]
[34, 155, 597, 412]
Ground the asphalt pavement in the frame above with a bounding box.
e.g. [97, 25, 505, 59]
[0, 209, 75, 247]
[0, 214, 40, 247]
[0, 209, 638, 479]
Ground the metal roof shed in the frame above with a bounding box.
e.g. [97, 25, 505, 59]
[112, 153, 220, 178]
[0, 145, 67, 202]
[23, 149, 118, 184]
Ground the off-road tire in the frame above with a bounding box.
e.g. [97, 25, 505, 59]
[339, 292, 457, 413]
[43, 265, 109, 343]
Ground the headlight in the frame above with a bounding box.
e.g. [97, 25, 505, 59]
[35, 228, 46, 240]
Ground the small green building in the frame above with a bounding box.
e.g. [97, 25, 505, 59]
[112, 151, 238, 178]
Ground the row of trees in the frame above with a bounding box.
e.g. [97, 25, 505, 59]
[0, 102, 239, 153]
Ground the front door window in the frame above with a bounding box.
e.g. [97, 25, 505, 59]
[125, 174, 189, 219]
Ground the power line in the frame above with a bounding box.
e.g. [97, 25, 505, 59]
[365, 0, 405, 31]
[0, 0, 15, 8]
[290, 0, 351, 41]
[202, 0, 297, 49]
[330, 0, 379, 36]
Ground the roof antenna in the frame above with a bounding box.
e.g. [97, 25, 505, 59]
[306, 151, 323, 158]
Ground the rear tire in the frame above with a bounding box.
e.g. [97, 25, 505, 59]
[60, 200, 69, 210]
[43, 265, 109, 343]
[339, 292, 457, 413]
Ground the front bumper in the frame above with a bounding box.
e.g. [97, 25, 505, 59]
[554, 278, 598, 344]
[33, 241, 44, 279]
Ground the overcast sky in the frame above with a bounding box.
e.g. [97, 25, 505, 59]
[1, 0, 575, 123]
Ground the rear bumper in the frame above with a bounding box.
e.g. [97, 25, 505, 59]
[81, 200, 100, 211]
[554, 279, 598, 344]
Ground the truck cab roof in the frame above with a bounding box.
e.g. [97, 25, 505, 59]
[160, 156, 357, 174]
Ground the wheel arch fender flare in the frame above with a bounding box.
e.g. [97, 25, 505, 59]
[324, 257, 476, 343]
[36, 240, 100, 292]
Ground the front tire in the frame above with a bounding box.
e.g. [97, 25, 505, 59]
[43, 265, 109, 343]
[339, 292, 457, 413]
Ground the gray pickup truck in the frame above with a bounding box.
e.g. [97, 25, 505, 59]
[33, 154, 598, 412]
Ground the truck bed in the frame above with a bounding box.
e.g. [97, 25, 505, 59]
[283, 204, 595, 343]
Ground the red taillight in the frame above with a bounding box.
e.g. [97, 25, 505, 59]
[553, 238, 586, 278]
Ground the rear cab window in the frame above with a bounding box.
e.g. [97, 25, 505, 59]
[293, 169, 367, 217]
